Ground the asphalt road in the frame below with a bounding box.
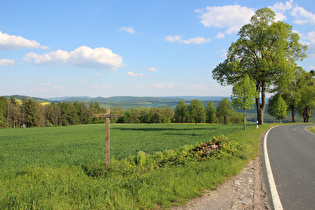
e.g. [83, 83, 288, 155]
[267, 124, 315, 210]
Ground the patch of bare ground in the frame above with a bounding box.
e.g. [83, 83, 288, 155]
[172, 141, 273, 209]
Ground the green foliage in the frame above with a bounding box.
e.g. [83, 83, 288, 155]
[267, 94, 288, 122]
[175, 100, 188, 123]
[212, 7, 307, 125]
[216, 98, 234, 124]
[188, 99, 206, 124]
[231, 75, 257, 130]
[231, 75, 257, 110]
[205, 101, 218, 123]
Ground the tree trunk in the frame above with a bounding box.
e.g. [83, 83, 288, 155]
[255, 83, 266, 125]
[224, 116, 227, 125]
[243, 108, 246, 132]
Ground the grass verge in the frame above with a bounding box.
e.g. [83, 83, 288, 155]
[306, 125, 315, 134]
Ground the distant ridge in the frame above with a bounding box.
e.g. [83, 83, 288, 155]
[2, 95, 229, 109]
[45, 96, 226, 103]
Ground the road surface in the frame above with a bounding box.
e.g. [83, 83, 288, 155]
[266, 124, 315, 210]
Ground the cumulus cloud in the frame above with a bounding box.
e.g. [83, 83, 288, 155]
[165, 36, 210, 44]
[127, 72, 144, 77]
[0, 58, 14, 67]
[77, 79, 85, 82]
[215, 32, 225, 39]
[0, 31, 49, 50]
[147, 67, 158, 72]
[269, 0, 294, 21]
[119, 27, 136, 34]
[304, 31, 315, 57]
[291, 6, 315, 24]
[196, 5, 255, 34]
[23, 46, 123, 70]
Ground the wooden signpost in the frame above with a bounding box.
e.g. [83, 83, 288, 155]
[93, 107, 122, 168]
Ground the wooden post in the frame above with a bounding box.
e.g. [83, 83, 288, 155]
[105, 107, 110, 168]
[93, 108, 122, 169]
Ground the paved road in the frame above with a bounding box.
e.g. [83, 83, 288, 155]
[267, 124, 315, 210]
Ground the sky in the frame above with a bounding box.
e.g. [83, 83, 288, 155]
[1, 0, 315, 98]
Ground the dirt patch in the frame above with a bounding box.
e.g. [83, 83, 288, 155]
[172, 134, 272, 210]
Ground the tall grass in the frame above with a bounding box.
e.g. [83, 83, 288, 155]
[0, 123, 274, 209]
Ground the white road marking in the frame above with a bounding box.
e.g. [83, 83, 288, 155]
[263, 126, 283, 210]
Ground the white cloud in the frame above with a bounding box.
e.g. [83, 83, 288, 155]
[181, 84, 209, 91]
[165, 36, 181, 42]
[305, 31, 315, 57]
[215, 32, 225, 39]
[127, 72, 144, 77]
[165, 36, 210, 44]
[77, 79, 85, 82]
[0, 31, 49, 50]
[94, 73, 101, 77]
[41, 83, 52, 86]
[196, 5, 255, 34]
[94, 84, 111, 90]
[269, 0, 293, 21]
[217, 49, 227, 58]
[147, 67, 158, 72]
[155, 84, 174, 88]
[119, 27, 135, 34]
[0, 58, 14, 67]
[291, 6, 315, 24]
[23, 46, 123, 70]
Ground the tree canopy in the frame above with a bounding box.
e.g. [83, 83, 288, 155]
[212, 7, 307, 124]
[267, 94, 288, 122]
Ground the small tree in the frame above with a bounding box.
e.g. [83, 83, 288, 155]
[268, 94, 288, 122]
[231, 75, 257, 131]
[188, 99, 206, 124]
[216, 98, 234, 124]
[205, 101, 218, 124]
[175, 100, 188, 124]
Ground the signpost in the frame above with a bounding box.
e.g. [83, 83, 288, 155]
[93, 107, 122, 168]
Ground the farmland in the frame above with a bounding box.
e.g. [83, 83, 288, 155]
[0, 123, 273, 209]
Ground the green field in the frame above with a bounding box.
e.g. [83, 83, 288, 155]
[0, 123, 272, 209]
[0, 124, 244, 169]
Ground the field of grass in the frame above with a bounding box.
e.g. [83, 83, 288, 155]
[0, 123, 273, 209]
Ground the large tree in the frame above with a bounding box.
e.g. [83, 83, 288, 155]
[231, 75, 257, 131]
[212, 8, 307, 125]
[296, 70, 315, 122]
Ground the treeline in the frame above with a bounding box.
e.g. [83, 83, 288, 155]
[174, 98, 243, 124]
[0, 96, 244, 128]
[0, 97, 107, 128]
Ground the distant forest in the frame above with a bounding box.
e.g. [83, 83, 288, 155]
[0, 95, 310, 128]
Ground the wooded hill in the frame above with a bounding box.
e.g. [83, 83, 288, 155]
[4, 95, 226, 109]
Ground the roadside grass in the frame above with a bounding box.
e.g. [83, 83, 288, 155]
[306, 125, 315, 134]
[0, 123, 274, 209]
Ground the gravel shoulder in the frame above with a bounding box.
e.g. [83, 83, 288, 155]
[172, 136, 273, 210]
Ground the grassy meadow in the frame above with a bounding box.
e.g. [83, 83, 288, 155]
[0, 123, 274, 209]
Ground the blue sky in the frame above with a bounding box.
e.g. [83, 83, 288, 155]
[1, 0, 314, 98]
